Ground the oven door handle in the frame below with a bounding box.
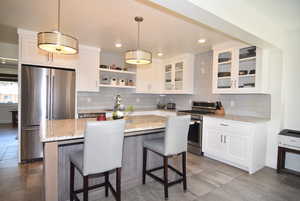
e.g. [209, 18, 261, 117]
[191, 120, 201, 124]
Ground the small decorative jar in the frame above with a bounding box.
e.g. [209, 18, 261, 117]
[110, 77, 117, 86]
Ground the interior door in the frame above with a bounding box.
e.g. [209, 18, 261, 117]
[203, 128, 226, 157]
[21, 65, 50, 126]
[51, 69, 75, 119]
[225, 134, 249, 166]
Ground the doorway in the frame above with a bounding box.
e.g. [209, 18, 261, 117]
[0, 56, 18, 163]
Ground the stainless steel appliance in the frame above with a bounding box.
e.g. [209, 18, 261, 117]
[177, 101, 217, 155]
[21, 65, 76, 162]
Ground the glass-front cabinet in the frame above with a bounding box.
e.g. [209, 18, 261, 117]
[213, 44, 266, 94]
[237, 46, 256, 89]
[174, 62, 183, 90]
[163, 54, 194, 94]
[164, 62, 184, 91]
[164, 64, 173, 90]
[216, 50, 234, 90]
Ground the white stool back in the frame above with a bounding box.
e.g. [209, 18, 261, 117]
[164, 115, 191, 156]
[83, 120, 125, 175]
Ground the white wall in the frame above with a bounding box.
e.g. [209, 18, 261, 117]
[148, 0, 300, 170]
[0, 103, 17, 124]
[0, 42, 18, 59]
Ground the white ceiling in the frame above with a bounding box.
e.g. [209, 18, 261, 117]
[0, 0, 233, 58]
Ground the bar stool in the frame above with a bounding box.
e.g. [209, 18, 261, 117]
[69, 120, 125, 201]
[143, 115, 191, 200]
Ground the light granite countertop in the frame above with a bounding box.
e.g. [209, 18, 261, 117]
[77, 108, 177, 114]
[40, 115, 167, 143]
[203, 114, 270, 123]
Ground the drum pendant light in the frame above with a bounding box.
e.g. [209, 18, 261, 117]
[125, 17, 152, 65]
[37, 0, 78, 55]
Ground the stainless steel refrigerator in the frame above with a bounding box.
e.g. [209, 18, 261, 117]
[21, 65, 75, 162]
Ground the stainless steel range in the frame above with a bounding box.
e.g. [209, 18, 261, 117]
[177, 101, 217, 155]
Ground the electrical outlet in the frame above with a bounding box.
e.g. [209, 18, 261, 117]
[136, 98, 140, 103]
[87, 98, 91, 103]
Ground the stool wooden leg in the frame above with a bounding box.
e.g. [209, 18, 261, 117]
[105, 172, 109, 197]
[182, 152, 187, 191]
[70, 162, 75, 201]
[143, 147, 147, 184]
[163, 156, 169, 200]
[116, 168, 121, 201]
[83, 176, 89, 201]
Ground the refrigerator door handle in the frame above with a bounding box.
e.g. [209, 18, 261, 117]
[51, 73, 55, 119]
[46, 75, 50, 119]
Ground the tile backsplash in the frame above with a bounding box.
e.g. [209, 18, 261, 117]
[77, 88, 160, 111]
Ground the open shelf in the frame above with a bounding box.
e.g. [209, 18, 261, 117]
[99, 84, 136, 89]
[99, 68, 136, 75]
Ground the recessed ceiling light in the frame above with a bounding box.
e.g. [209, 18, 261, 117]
[157, 53, 163, 57]
[1, 60, 6, 64]
[198, 38, 206, 44]
[115, 43, 122, 48]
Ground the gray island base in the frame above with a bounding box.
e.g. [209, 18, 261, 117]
[42, 115, 182, 201]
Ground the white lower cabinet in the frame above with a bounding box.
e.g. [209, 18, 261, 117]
[225, 133, 250, 166]
[203, 116, 267, 174]
[204, 128, 226, 157]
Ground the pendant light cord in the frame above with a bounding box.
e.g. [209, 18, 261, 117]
[58, 0, 61, 32]
[137, 21, 140, 49]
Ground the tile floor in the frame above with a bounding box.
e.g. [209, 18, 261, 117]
[0, 125, 299, 201]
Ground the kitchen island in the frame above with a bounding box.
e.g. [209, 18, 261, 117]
[41, 115, 170, 201]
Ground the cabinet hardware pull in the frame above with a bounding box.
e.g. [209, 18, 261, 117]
[220, 123, 228, 126]
[224, 136, 227, 143]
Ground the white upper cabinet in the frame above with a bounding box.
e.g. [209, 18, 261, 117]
[162, 53, 194, 94]
[136, 59, 163, 93]
[18, 29, 78, 69]
[19, 33, 49, 66]
[135, 53, 194, 94]
[212, 41, 268, 94]
[76, 45, 100, 92]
